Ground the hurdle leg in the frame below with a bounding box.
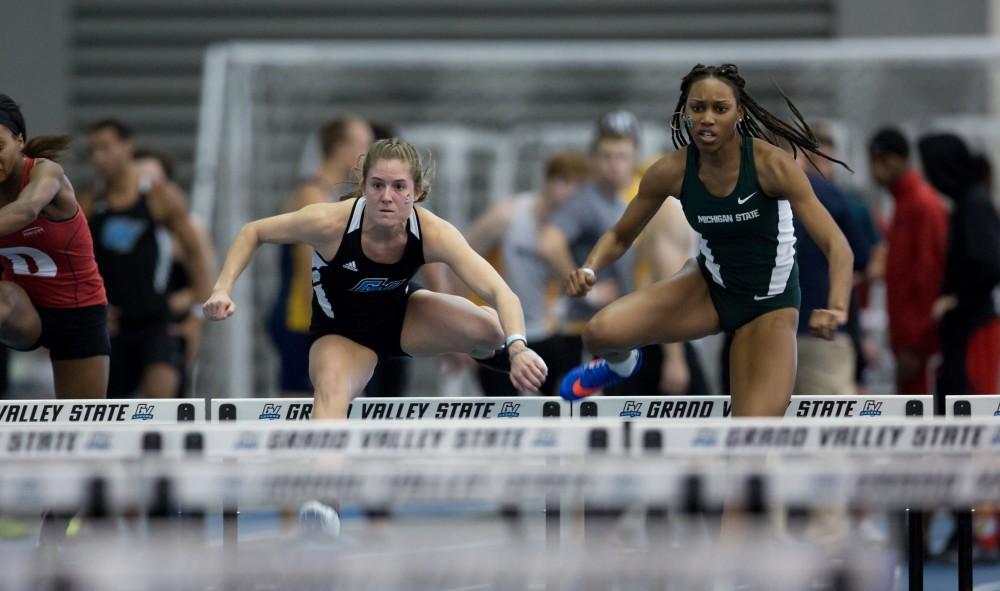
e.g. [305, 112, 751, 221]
[957, 508, 973, 591]
[908, 508, 924, 591]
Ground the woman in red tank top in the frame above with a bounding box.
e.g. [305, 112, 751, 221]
[0, 94, 109, 398]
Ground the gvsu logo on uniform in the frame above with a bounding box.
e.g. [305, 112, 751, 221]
[498, 402, 520, 418]
[259, 404, 282, 420]
[619, 401, 643, 418]
[860, 400, 883, 416]
[131, 404, 154, 420]
[349, 278, 407, 292]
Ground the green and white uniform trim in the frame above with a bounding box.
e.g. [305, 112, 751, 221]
[678, 137, 801, 332]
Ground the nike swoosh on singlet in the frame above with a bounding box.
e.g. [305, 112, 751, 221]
[753, 294, 777, 301]
[737, 191, 758, 205]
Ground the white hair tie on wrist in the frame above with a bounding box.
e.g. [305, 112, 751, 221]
[580, 267, 596, 280]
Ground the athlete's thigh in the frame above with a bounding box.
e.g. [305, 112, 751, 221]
[728, 307, 798, 417]
[309, 335, 378, 419]
[52, 357, 109, 399]
[0, 281, 41, 350]
[400, 290, 500, 357]
[587, 258, 720, 350]
[309, 335, 378, 394]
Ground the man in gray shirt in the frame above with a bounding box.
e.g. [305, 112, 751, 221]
[466, 151, 591, 395]
[540, 111, 640, 363]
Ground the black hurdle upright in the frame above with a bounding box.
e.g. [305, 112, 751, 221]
[580, 426, 616, 543]
[951, 398, 974, 591]
[216, 404, 240, 557]
[541, 401, 562, 553]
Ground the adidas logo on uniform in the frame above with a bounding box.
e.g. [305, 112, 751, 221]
[342, 261, 358, 272]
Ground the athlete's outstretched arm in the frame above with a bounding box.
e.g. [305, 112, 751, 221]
[423, 213, 547, 390]
[204, 202, 345, 320]
[763, 149, 854, 340]
[567, 156, 681, 296]
[0, 160, 65, 236]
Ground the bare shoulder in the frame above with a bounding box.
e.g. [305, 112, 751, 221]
[29, 157, 65, 179]
[29, 158, 76, 210]
[752, 138, 798, 197]
[149, 180, 189, 209]
[413, 205, 449, 235]
[300, 199, 354, 234]
[640, 149, 687, 198]
[482, 197, 516, 226]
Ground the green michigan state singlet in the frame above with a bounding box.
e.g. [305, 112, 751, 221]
[678, 138, 800, 332]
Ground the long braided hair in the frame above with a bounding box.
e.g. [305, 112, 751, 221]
[669, 64, 851, 172]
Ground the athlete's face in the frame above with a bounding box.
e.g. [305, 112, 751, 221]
[364, 158, 419, 226]
[88, 128, 133, 180]
[685, 77, 743, 152]
[592, 137, 636, 191]
[0, 126, 24, 184]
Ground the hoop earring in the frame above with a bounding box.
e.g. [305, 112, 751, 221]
[669, 111, 684, 132]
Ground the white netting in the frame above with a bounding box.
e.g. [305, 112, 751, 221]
[192, 39, 1000, 398]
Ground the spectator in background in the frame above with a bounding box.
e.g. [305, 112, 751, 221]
[268, 115, 373, 396]
[918, 134, 1000, 396]
[792, 129, 870, 395]
[465, 151, 591, 395]
[867, 127, 949, 396]
[539, 111, 639, 378]
[82, 120, 211, 398]
[133, 146, 216, 396]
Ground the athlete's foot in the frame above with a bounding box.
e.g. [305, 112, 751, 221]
[298, 500, 341, 538]
[559, 350, 643, 401]
[474, 345, 510, 375]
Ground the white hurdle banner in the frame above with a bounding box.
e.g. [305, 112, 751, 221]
[0, 399, 203, 424]
[0, 419, 619, 459]
[0, 418, 995, 460]
[577, 394, 931, 420]
[211, 396, 568, 421]
[0, 395, 932, 425]
[946, 395, 1000, 417]
[633, 417, 992, 455]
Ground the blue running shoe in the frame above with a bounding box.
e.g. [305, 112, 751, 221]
[559, 350, 643, 401]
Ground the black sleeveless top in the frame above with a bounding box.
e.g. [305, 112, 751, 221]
[90, 182, 172, 322]
[309, 197, 425, 333]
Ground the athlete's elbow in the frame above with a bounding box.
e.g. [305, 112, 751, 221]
[239, 222, 262, 246]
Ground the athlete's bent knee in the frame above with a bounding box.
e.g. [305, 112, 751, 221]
[582, 315, 617, 355]
[471, 311, 504, 351]
[0, 282, 22, 325]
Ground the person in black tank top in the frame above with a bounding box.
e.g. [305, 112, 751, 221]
[84, 119, 212, 398]
[205, 138, 549, 419]
[557, 64, 855, 418]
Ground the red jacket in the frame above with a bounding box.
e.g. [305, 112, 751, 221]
[885, 169, 949, 355]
